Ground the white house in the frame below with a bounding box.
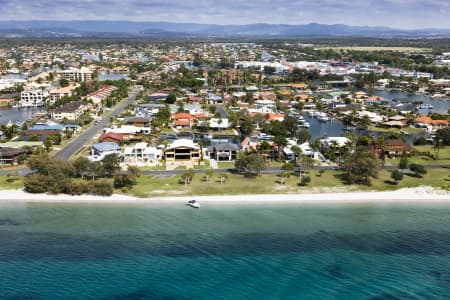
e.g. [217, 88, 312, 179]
[209, 118, 229, 130]
[123, 143, 162, 167]
[89, 142, 121, 161]
[104, 125, 152, 135]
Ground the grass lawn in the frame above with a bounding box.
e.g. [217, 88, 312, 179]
[368, 126, 425, 134]
[217, 161, 235, 169]
[138, 165, 166, 171]
[0, 175, 24, 190]
[388, 146, 450, 165]
[127, 168, 450, 197]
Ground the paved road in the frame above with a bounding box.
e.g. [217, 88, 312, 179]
[54, 88, 139, 161]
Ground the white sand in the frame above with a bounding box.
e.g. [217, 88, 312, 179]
[0, 187, 449, 205]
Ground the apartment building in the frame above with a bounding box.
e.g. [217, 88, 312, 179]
[58, 67, 93, 82]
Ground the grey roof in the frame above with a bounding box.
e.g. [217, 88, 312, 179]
[209, 143, 239, 152]
[92, 142, 121, 152]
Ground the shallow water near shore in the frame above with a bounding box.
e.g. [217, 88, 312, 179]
[0, 202, 449, 299]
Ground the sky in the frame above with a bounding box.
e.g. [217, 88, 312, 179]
[0, 0, 449, 29]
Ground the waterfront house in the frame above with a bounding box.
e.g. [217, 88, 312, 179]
[164, 139, 201, 165]
[207, 143, 239, 161]
[123, 143, 162, 167]
[414, 116, 449, 132]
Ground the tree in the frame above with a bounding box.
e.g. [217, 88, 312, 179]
[391, 170, 404, 184]
[435, 127, 450, 146]
[235, 152, 266, 177]
[218, 173, 228, 184]
[409, 163, 427, 178]
[399, 154, 409, 170]
[296, 129, 311, 144]
[90, 179, 114, 196]
[114, 173, 137, 188]
[278, 171, 291, 185]
[101, 154, 121, 177]
[59, 79, 69, 87]
[24, 174, 50, 193]
[343, 149, 380, 185]
[298, 154, 314, 181]
[165, 93, 177, 104]
[180, 168, 195, 187]
[44, 136, 53, 152]
[73, 156, 91, 179]
[299, 175, 311, 186]
[203, 168, 214, 182]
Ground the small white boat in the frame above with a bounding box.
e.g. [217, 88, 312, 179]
[317, 112, 330, 122]
[418, 104, 433, 109]
[187, 200, 200, 208]
[300, 122, 310, 128]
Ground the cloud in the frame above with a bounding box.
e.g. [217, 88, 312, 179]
[0, 0, 448, 29]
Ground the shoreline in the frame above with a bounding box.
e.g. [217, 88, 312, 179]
[0, 186, 449, 205]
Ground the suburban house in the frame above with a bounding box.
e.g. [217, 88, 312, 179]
[125, 117, 150, 127]
[123, 143, 162, 167]
[251, 100, 276, 114]
[22, 123, 63, 141]
[208, 118, 230, 130]
[172, 113, 195, 128]
[48, 85, 77, 104]
[99, 132, 125, 143]
[87, 85, 118, 104]
[320, 137, 351, 150]
[164, 139, 201, 165]
[382, 115, 408, 129]
[103, 125, 151, 137]
[0, 147, 26, 165]
[148, 91, 169, 101]
[89, 142, 121, 161]
[369, 139, 412, 157]
[207, 143, 239, 161]
[52, 101, 88, 121]
[415, 116, 449, 132]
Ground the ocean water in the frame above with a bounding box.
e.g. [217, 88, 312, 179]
[0, 202, 449, 299]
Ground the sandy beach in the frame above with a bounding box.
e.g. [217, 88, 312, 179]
[0, 186, 449, 205]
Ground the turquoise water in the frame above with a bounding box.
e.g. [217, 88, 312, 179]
[0, 203, 450, 299]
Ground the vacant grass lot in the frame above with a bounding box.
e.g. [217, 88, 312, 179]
[128, 168, 450, 198]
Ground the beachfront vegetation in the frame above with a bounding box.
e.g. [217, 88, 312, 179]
[23, 154, 139, 196]
[343, 149, 381, 185]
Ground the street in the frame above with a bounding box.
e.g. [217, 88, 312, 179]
[54, 88, 139, 161]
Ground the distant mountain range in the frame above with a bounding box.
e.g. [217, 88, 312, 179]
[0, 21, 449, 38]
